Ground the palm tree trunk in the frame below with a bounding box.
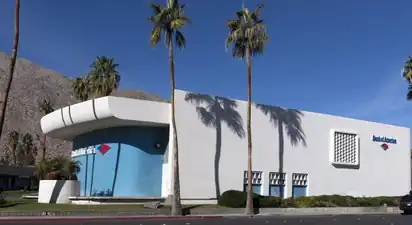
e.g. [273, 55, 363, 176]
[12, 146, 17, 165]
[245, 46, 254, 216]
[278, 122, 284, 199]
[0, 0, 20, 139]
[214, 117, 222, 199]
[169, 36, 182, 216]
[42, 134, 47, 161]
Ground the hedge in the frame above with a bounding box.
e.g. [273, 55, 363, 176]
[0, 196, 7, 207]
[218, 190, 401, 208]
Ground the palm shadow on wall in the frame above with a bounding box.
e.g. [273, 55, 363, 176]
[255, 104, 306, 198]
[185, 93, 245, 199]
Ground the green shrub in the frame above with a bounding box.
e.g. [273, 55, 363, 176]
[259, 196, 282, 208]
[280, 198, 297, 208]
[218, 190, 260, 208]
[294, 196, 315, 207]
[0, 196, 7, 207]
[309, 195, 358, 207]
[218, 190, 402, 208]
[218, 190, 282, 208]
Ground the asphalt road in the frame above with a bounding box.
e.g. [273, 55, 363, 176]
[1, 214, 412, 225]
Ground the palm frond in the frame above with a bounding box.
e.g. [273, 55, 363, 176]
[150, 27, 161, 46]
[250, 4, 264, 21]
[402, 56, 412, 82]
[39, 99, 54, 114]
[148, 0, 190, 50]
[87, 56, 120, 97]
[149, 3, 163, 14]
[225, 3, 268, 59]
[175, 30, 186, 49]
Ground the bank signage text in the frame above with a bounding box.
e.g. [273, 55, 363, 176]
[71, 146, 96, 157]
[372, 135, 397, 144]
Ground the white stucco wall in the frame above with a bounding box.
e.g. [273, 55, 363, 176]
[174, 90, 411, 202]
[38, 180, 80, 204]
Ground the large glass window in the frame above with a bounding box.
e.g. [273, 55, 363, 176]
[292, 173, 308, 198]
[268, 172, 286, 197]
[243, 171, 263, 195]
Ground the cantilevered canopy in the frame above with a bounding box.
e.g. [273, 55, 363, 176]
[40, 96, 170, 141]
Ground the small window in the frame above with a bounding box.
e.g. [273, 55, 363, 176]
[268, 172, 286, 197]
[243, 171, 263, 195]
[292, 173, 308, 198]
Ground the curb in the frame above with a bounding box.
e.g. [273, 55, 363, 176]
[0, 215, 225, 222]
[0, 206, 403, 219]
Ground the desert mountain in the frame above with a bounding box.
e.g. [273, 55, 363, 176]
[0, 52, 165, 160]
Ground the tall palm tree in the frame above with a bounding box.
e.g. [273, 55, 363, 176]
[87, 56, 120, 98]
[402, 56, 412, 100]
[8, 130, 20, 165]
[72, 76, 90, 102]
[0, 0, 20, 140]
[38, 99, 54, 160]
[148, 0, 190, 216]
[225, 4, 268, 215]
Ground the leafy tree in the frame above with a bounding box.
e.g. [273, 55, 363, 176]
[38, 98, 54, 160]
[225, 4, 268, 215]
[148, 0, 190, 216]
[0, 0, 20, 142]
[402, 56, 412, 100]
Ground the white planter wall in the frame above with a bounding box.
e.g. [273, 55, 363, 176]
[38, 180, 80, 204]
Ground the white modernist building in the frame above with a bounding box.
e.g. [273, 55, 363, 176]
[40, 89, 411, 204]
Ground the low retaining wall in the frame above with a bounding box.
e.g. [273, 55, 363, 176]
[38, 180, 80, 204]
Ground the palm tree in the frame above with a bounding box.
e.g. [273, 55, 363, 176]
[402, 56, 412, 100]
[35, 158, 52, 180]
[38, 99, 54, 160]
[0, 0, 20, 141]
[72, 76, 90, 102]
[61, 157, 81, 180]
[35, 156, 80, 180]
[148, 0, 190, 216]
[87, 56, 120, 98]
[225, 4, 268, 215]
[8, 130, 19, 165]
[18, 133, 37, 166]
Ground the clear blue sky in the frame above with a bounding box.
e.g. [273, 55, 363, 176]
[0, 0, 411, 128]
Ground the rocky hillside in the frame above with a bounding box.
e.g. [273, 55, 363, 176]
[0, 52, 165, 160]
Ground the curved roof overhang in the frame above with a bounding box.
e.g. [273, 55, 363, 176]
[40, 96, 170, 141]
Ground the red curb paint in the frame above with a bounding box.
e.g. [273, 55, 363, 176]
[0, 215, 225, 223]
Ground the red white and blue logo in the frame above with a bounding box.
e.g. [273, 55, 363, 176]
[380, 143, 389, 151]
[97, 144, 111, 155]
